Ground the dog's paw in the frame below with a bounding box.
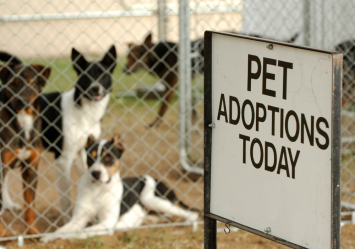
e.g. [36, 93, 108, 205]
[40, 235, 56, 243]
[27, 227, 39, 236]
[40, 237, 48, 243]
[187, 212, 199, 222]
[4, 202, 22, 211]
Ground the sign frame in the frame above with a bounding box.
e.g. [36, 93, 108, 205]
[204, 30, 342, 249]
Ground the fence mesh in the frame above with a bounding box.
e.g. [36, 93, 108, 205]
[0, 0, 354, 241]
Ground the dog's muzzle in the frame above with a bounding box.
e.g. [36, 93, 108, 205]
[91, 171, 101, 181]
[88, 86, 104, 101]
[12, 97, 31, 111]
[91, 171, 111, 184]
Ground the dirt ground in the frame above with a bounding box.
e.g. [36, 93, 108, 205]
[0, 223, 355, 248]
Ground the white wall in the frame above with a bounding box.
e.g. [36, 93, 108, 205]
[241, 0, 355, 49]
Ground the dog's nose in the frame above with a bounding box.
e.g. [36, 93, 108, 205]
[91, 171, 101, 180]
[15, 97, 24, 105]
[91, 86, 100, 94]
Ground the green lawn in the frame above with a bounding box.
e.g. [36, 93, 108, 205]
[23, 57, 169, 109]
[27, 57, 158, 94]
[25, 57, 203, 108]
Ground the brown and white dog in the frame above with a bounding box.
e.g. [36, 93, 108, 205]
[0, 52, 51, 236]
[41, 135, 200, 242]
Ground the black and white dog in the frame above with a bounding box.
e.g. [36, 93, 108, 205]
[39, 45, 117, 221]
[41, 135, 200, 241]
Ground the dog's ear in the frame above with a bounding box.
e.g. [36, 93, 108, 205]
[31, 65, 51, 89]
[111, 134, 124, 159]
[0, 64, 12, 84]
[101, 45, 117, 73]
[143, 33, 153, 49]
[71, 48, 88, 75]
[112, 134, 124, 152]
[85, 135, 95, 150]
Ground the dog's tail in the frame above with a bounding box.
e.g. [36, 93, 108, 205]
[0, 51, 21, 64]
[155, 181, 203, 213]
[177, 200, 203, 213]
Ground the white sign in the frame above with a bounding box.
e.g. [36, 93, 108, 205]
[208, 33, 341, 248]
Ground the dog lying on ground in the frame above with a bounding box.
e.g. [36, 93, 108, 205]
[335, 40, 355, 107]
[123, 32, 298, 128]
[39, 45, 117, 223]
[0, 52, 51, 236]
[41, 135, 200, 242]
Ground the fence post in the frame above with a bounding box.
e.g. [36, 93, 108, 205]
[303, 0, 311, 46]
[178, 0, 190, 158]
[179, 0, 203, 175]
[157, 0, 167, 40]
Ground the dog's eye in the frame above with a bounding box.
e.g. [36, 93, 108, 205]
[9, 83, 17, 88]
[87, 155, 95, 167]
[103, 155, 113, 163]
[9, 79, 19, 87]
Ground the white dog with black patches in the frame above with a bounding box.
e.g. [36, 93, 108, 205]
[35, 45, 117, 222]
[41, 135, 200, 242]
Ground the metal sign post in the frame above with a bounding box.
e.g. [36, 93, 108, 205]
[204, 31, 342, 249]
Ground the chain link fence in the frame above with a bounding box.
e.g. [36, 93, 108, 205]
[0, 0, 354, 242]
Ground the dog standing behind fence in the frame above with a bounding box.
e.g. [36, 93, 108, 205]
[0, 52, 51, 236]
[39, 45, 117, 223]
[41, 135, 200, 242]
[123, 33, 204, 128]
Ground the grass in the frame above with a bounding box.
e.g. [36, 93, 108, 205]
[122, 232, 138, 245]
[23, 55, 204, 102]
[26, 57, 158, 94]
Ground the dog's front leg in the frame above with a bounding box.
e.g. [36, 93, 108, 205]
[74, 149, 87, 176]
[22, 147, 42, 235]
[0, 166, 9, 237]
[55, 152, 76, 223]
[75, 217, 117, 239]
[148, 73, 178, 128]
[41, 215, 89, 242]
[2, 173, 22, 211]
[74, 202, 119, 239]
